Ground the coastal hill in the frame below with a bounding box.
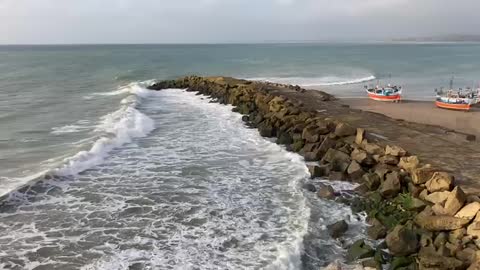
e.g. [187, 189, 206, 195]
[393, 34, 480, 42]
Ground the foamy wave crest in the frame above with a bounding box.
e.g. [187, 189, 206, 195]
[93, 80, 157, 96]
[53, 82, 157, 176]
[248, 75, 376, 86]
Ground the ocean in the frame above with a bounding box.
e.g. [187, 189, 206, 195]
[0, 43, 479, 269]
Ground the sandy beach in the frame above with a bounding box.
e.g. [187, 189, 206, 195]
[340, 97, 480, 139]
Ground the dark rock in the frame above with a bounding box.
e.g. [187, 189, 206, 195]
[277, 133, 293, 145]
[334, 122, 356, 137]
[385, 225, 419, 256]
[466, 134, 476, 141]
[367, 218, 387, 240]
[389, 256, 414, 270]
[327, 220, 349, 238]
[346, 239, 375, 262]
[322, 148, 351, 173]
[308, 164, 329, 178]
[317, 184, 335, 200]
[347, 160, 365, 181]
[407, 182, 424, 198]
[354, 183, 370, 195]
[303, 183, 316, 192]
[241, 115, 249, 122]
[363, 173, 381, 190]
[380, 171, 401, 198]
[328, 171, 347, 181]
[302, 126, 321, 143]
[379, 155, 399, 165]
[258, 122, 275, 137]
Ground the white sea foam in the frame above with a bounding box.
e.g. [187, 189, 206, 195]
[247, 75, 376, 86]
[51, 124, 89, 135]
[53, 82, 158, 176]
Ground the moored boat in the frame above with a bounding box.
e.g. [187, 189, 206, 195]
[434, 78, 479, 111]
[364, 84, 402, 102]
[435, 97, 473, 111]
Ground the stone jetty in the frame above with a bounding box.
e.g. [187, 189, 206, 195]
[149, 76, 480, 269]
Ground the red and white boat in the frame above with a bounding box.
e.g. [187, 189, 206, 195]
[434, 79, 479, 111]
[435, 90, 476, 111]
[364, 84, 402, 102]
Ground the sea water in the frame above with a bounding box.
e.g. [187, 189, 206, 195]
[1, 43, 479, 269]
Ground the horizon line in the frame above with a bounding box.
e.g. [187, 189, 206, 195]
[2, 40, 480, 46]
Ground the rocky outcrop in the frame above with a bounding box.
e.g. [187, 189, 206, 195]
[327, 220, 349, 238]
[148, 76, 480, 269]
[386, 225, 419, 256]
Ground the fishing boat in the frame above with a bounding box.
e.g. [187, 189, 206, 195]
[364, 84, 402, 102]
[435, 93, 475, 111]
[434, 78, 479, 111]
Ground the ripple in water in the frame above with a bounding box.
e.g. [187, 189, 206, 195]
[0, 89, 310, 270]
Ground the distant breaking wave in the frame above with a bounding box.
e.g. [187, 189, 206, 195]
[247, 75, 376, 87]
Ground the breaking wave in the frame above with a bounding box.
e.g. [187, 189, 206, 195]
[247, 75, 376, 86]
[53, 82, 158, 176]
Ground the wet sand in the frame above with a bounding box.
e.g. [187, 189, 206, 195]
[340, 98, 480, 139]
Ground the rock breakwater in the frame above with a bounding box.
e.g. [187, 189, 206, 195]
[149, 76, 480, 269]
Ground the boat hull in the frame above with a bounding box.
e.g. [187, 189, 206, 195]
[367, 93, 401, 102]
[435, 101, 471, 111]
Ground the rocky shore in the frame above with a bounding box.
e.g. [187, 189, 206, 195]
[149, 76, 480, 269]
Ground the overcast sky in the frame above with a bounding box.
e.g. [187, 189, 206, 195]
[1, 0, 479, 44]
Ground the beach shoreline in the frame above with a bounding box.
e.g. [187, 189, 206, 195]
[339, 97, 480, 139]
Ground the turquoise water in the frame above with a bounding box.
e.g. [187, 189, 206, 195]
[0, 43, 479, 269]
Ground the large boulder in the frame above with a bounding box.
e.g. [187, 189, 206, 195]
[379, 154, 399, 165]
[385, 145, 407, 157]
[302, 126, 322, 143]
[327, 220, 349, 238]
[398, 156, 420, 172]
[334, 122, 356, 137]
[455, 202, 480, 221]
[355, 128, 365, 145]
[467, 221, 480, 240]
[367, 218, 387, 240]
[364, 143, 384, 155]
[347, 160, 365, 181]
[418, 246, 463, 269]
[444, 186, 467, 216]
[321, 148, 351, 173]
[415, 208, 470, 231]
[425, 172, 454, 193]
[346, 239, 375, 262]
[363, 173, 381, 191]
[308, 164, 329, 178]
[351, 148, 374, 165]
[379, 171, 401, 198]
[411, 167, 436, 185]
[317, 184, 336, 200]
[425, 191, 450, 204]
[385, 225, 419, 256]
[316, 136, 337, 157]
